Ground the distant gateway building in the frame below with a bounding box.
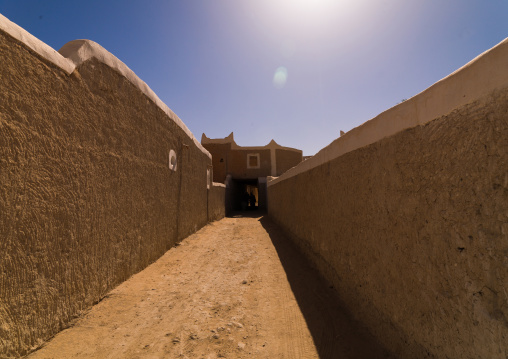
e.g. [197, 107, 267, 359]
[201, 132, 302, 212]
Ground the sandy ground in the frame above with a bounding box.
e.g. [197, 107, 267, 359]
[27, 214, 392, 359]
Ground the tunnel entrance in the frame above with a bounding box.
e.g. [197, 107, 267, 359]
[225, 178, 265, 215]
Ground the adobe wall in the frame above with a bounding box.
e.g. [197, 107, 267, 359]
[0, 16, 214, 357]
[203, 143, 230, 183]
[202, 134, 302, 182]
[275, 148, 302, 176]
[208, 183, 226, 222]
[268, 39, 508, 358]
[229, 149, 271, 179]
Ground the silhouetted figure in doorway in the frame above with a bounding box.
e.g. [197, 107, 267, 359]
[241, 191, 249, 211]
[249, 192, 256, 210]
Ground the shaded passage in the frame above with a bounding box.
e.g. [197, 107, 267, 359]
[29, 215, 393, 358]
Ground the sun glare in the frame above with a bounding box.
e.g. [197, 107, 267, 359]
[293, 0, 336, 11]
[289, 0, 346, 18]
[265, 0, 351, 35]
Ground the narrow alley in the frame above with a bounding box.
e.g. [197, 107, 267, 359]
[28, 215, 391, 359]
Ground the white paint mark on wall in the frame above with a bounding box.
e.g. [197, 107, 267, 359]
[169, 150, 177, 171]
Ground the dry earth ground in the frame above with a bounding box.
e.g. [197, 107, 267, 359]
[27, 214, 393, 359]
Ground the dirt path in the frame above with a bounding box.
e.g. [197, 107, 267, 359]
[28, 215, 392, 359]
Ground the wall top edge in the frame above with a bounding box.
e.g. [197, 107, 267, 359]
[202, 132, 235, 144]
[58, 39, 210, 159]
[212, 182, 226, 188]
[0, 13, 75, 74]
[202, 132, 302, 153]
[0, 13, 211, 160]
[268, 36, 508, 187]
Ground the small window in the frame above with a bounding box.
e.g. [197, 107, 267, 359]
[247, 153, 260, 169]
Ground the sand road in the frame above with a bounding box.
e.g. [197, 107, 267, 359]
[28, 214, 392, 359]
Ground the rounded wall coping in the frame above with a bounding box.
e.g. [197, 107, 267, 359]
[0, 13, 211, 160]
[268, 36, 508, 187]
[0, 13, 75, 74]
[212, 182, 226, 188]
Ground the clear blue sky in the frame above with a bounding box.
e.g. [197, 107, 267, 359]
[1, 0, 507, 155]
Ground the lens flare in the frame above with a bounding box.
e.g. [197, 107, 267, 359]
[273, 66, 288, 89]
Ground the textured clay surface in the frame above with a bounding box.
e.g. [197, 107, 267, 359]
[208, 185, 226, 222]
[0, 31, 215, 357]
[268, 89, 508, 359]
[27, 216, 392, 359]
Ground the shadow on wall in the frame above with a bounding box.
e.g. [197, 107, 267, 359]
[258, 216, 395, 359]
[266, 36, 508, 359]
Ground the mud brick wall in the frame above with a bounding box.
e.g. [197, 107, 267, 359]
[229, 149, 272, 179]
[275, 148, 302, 176]
[268, 42, 508, 358]
[0, 23, 213, 357]
[208, 183, 226, 222]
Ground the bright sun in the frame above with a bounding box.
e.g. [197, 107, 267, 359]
[272, 0, 348, 29]
[293, 0, 336, 10]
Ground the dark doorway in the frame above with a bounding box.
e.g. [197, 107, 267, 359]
[226, 178, 259, 215]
